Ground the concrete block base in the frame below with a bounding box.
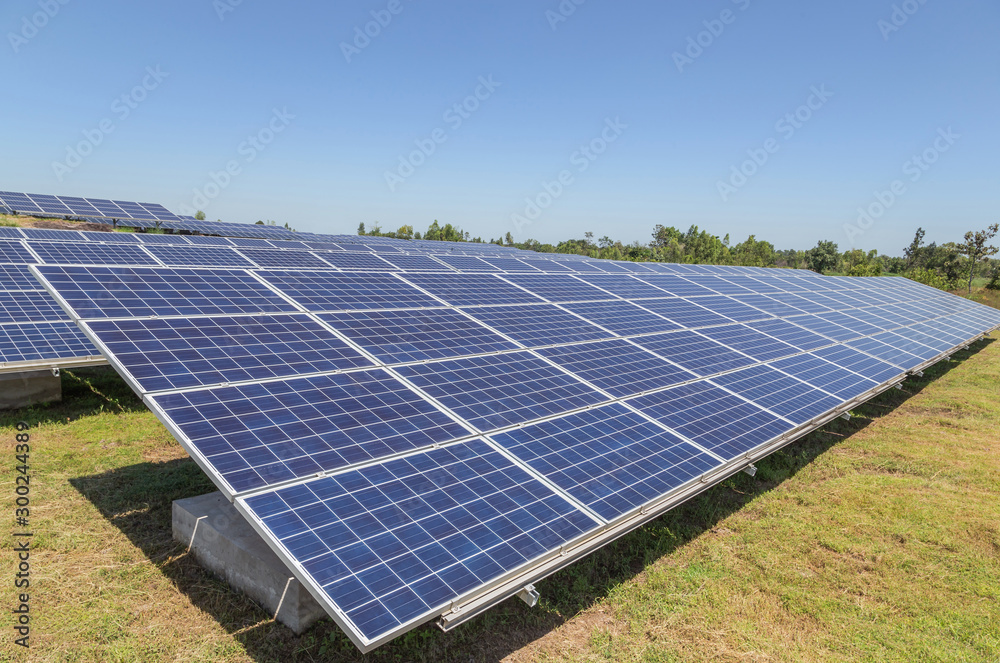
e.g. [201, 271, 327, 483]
[172, 492, 326, 634]
[0, 370, 61, 409]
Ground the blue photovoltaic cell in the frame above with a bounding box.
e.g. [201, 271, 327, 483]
[633, 275, 721, 297]
[817, 311, 885, 337]
[517, 258, 576, 273]
[498, 274, 615, 303]
[709, 364, 843, 425]
[380, 254, 451, 272]
[0, 321, 98, 363]
[686, 295, 774, 323]
[30, 241, 158, 266]
[152, 369, 470, 493]
[631, 381, 794, 461]
[574, 275, 672, 299]
[784, 315, 862, 342]
[261, 271, 439, 311]
[318, 309, 517, 364]
[318, 252, 395, 271]
[20, 228, 83, 241]
[134, 234, 190, 245]
[0, 265, 42, 290]
[81, 231, 141, 243]
[695, 325, 800, 362]
[745, 319, 831, 351]
[492, 404, 721, 520]
[632, 330, 756, 376]
[574, 261, 632, 273]
[0, 292, 72, 323]
[838, 308, 898, 331]
[607, 261, 656, 274]
[559, 300, 682, 336]
[808, 349, 904, 385]
[462, 304, 613, 347]
[395, 352, 606, 432]
[86, 314, 373, 392]
[145, 246, 256, 268]
[238, 249, 334, 269]
[271, 241, 312, 250]
[0, 240, 35, 264]
[721, 276, 785, 294]
[241, 440, 596, 641]
[765, 292, 833, 314]
[0, 227, 25, 238]
[536, 339, 697, 397]
[303, 242, 343, 251]
[846, 336, 924, 370]
[228, 237, 275, 248]
[769, 354, 878, 401]
[480, 257, 537, 272]
[399, 274, 544, 307]
[36, 266, 298, 319]
[185, 235, 235, 246]
[434, 255, 495, 272]
[633, 298, 733, 329]
[737, 294, 807, 319]
[686, 276, 755, 296]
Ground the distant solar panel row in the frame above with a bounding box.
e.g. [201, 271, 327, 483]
[29, 259, 1000, 652]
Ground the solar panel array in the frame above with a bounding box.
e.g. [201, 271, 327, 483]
[27, 231, 1000, 651]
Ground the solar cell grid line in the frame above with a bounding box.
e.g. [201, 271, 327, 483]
[535, 339, 699, 398]
[78, 231, 142, 243]
[768, 353, 880, 402]
[633, 274, 719, 297]
[908, 321, 969, 346]
[845, 336, 925, 370]
[889, 326, 956, 353]
[0, 291, 72, 323]
[433, 255, 495, 272]
[735, 294, 808, 319]
[628, 381, 796, 462]
[783, 314, 864, 343]
[145, 245, 257, 269]
[695, 324, 802, 363]
[380, 254, 454, 272]
[581, 260, 632, 273]
[56, 196, 100, 216]
[491, 274, 618, 304]
[478, 257, 538, 272]
[631, 329, 758, 377]
[572, 274, 674, 300]
[259, 271, 443, 311]
[184, 235, 236, 246]
[744, 318, 831, 352]
[0, 227, 25, 239]
[32, 265, 299, 320]
[0, 265, 44, 291]
[707, 364, 844, 425]
[396, 273, 545, 307]
[684, 275, 757, 296]
[836, 307, 899, 331]
[85, 313, 376, 392]
[764, 291, 834, 314]
[557, 300, 683, 336]
[719, 275, 786, 294]
[21, 228, 85, 242]
[816, 311, 886, 337]
[490, 404, 722, 522]
[317, 309, 519, 364]
[238, 248, 338, 270]
[28, 241, 161, 267]
[461, 304, 615, 348]
[811, 345, 910, 383]
[0, 320, 102, 365]
[149, 368, 475, 494]
[394, 352, 608, 433]
[236, 439, 599, 648]
[685, 295, 775, 323]
[316, 251, 396, 271]
[630, 298, 734, 329]
[228, 237, 276, 248]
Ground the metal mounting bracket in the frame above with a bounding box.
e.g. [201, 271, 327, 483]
[516, 584, 540, 608]
[743, 464, 757, 477]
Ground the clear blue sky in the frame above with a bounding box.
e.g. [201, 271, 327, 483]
[2, 0, 997, 254]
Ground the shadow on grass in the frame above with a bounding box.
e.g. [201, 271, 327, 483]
[0, 366, 146, 429]
[66, 338, 993, 663]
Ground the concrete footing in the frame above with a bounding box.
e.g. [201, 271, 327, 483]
[172, 492, 326, 634]
[0, 369, 61, 409]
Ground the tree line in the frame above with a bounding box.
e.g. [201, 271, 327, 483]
[358, 221, 999, 293]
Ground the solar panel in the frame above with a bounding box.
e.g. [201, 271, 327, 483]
[708, 364, 843, 425]
[632, 298, 733, 329]
[151, 369, 472, 493]
[34, 266, 297, 319]
[491, 404, 721, 521]
[631, 329, 757, 377]
[518, 258, 577, 273]
[239, 440, 596, 643]
[86, 314, 374, 392]
[0, 265, 43, 290]
[497, 274, 615, 303]
[261, 271, 441, 311]
[685, 295, 774, 323]
[79, 231, 141, 243]
[745, 318, 831, 352]
[695, 324, 801, 362]
[395, 352, 606, 432]
[144, 246, 256, 268]
[0, 291, 75, 323]
[398, 274, 544, 307]
[237, 249, 333, 269]
[462, 304, 613, 347]
[379, 254, 451, 272]
[559, 300, 682, 336]
[630, 381, 795, 461]
[0, 321, 99, 364]
[0, 227, 25, 239]
[434, 255, 495, 272]
[0, 240, 37, 264]
[574, 274, 674, 299]
[318, 309, 517, 364]
[768, 354, 879, 401]
[536, 339, 697, 397]
[29, 241, 158, 266]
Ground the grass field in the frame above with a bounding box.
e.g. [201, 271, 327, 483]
[1, 311, 998, 662]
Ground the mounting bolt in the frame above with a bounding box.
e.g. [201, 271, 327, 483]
[51, 367, 60, 377]
[743, 464, 757, 478]
[517, 584, 540, 608]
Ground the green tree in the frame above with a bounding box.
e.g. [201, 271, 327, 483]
[730, 235, 775, 267]
[357, 222, 366, 236]
[194, 210, 206, 221]
[904, 227, 926, 269]
[959, 223, 999, 293]
[806, 240, 840, 274]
